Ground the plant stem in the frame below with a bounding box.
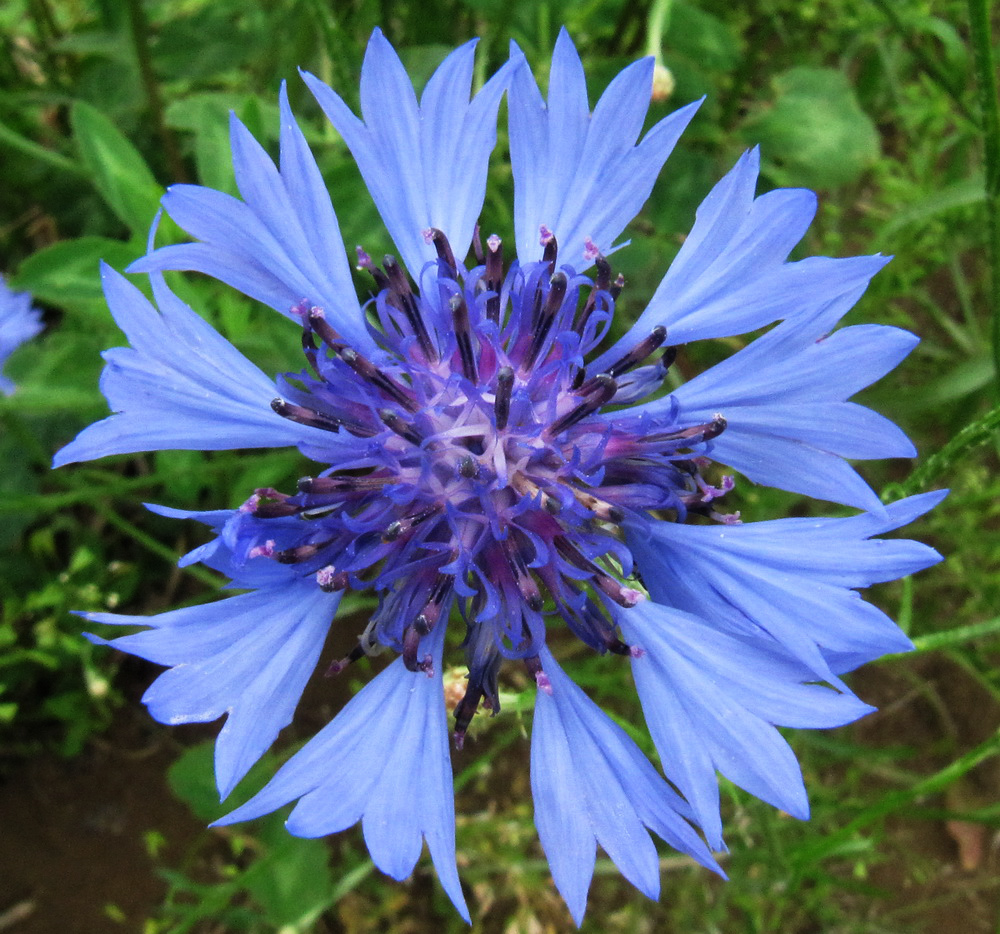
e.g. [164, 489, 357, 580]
[967, 0, 1000, 392]
[646, 0, 673, 62]
[124, 0, 187, 184]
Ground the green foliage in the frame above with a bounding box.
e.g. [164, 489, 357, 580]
[741, 67, 881, 187]
[0, 0, 997, 930]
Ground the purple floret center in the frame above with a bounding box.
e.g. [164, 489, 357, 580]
[240, 226, 732, 743]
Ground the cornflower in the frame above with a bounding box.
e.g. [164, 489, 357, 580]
[0, 275, 42, 395]
[57, 30, 943, 924]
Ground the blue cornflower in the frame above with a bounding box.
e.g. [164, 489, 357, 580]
[0, 275, 42, 395]
[56, 29, 944, 924]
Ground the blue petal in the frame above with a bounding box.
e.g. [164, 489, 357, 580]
[509, 29, 700, 268]
[303, 30, 518, 284]
[626, 494, 943, 679]
[530, 647, 721, 923]
[0, 275, 43, 396]
[617, 600, 874, 847]
[83, 581, 340, 798]
[625, 276, 914, 510]
[54, 266, 349, 467]
[213, 624, 469, 922]
[591, 153, 889, 370]
[130, 91, 373, 352]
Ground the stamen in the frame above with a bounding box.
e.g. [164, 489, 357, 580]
[274, 540, 333, 564]
[568, 487, 625, 524]
[471, 223, 484, 264]
[523, 271, 568, 371]
[246, 488, 299, 518]
[554, 538, 641, 608]
[610, 273, 625, 300]
[485, 234, 503, 323]
[603, 326, 668, 380]
[271, 398, 346, 434]
[424, 227, 458, 277]
[494, 366, 514, 431]
[381, 502, 443, 542]
[384, 255, 437, 361]
[326, 643, 367, 676]
[574, 254, 612, 334]
[402, 621, 434, 675]
[510, 472, 562, 514]
[539, 227, 558, 271]
[379, 408, 425, 447]
[642, 414, 728, 446]
[546, 374, 617, 436]
[339, 347, 418, 411]
[298, 474, 393, 495]
[524, 655, 553, 694]
[316, 565, 349, 592]
[306, 307, 345, 351]
[501, 536, 543, 612]
[449, 293, 478, 382]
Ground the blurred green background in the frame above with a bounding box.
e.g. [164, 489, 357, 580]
[1, 0, 998, 931]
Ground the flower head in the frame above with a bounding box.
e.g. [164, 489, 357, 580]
[58, 29, 943, 923]
[0, 275, 43, 396]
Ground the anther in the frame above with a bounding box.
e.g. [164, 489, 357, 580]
[380, 503, 443, 542]
[510, 472, 562, 514]
[540, 228, 558, 272]
[546, 374, 617, 436]
[610, 273, 625, 300]
[574, 254, 612, 334]
[449, 293, 479, 382]
[271, 398, 344, 434]
[485, 234, 504, 323]
[274, 540, 333, 564]
[459, 455, 479, 479]
[472, 223, 485, 264]
[244, 488, 299, 518]
[316, 566, 349, 592]
[339, 347, 418, 411]
[523, 271, 568, 371]
[603, 326, 668, 380]
[424, 227, 458, 276]
[383, 255, 437, 361]
[501, 537, 544, 612]
[298, 474, 393, 495]
[379, 408, 425, 447]
[569, 487, 625, 523]
[326, 643, 368, 676]
[402, 624, 434, 675]
[494, 366, 514, 431]
[306, 307, 345, 350]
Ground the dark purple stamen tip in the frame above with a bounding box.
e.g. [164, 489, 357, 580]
[339, 347, 418, 412]
[325, 643, 367, 677]
[547, 374, 617, 436]
[424, 227, 458, 276]
[306, 307, 344, 350]
[494, 366, 514, 430]
[523, 271, 568, 370]
[449, 293, 478, 382]
[379, 409, 425, 446]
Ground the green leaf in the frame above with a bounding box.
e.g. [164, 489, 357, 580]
[241, 820, 336, 928]
[881, 175, 986, 240]
[165, 93, 239, 195]
[70, 100, 163, 233]
[12, 237, 139, 309]
[741, 67, 880, 188]
[167, 741, 225, 823]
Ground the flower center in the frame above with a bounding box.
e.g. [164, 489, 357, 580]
[241, 227, 731, 743]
